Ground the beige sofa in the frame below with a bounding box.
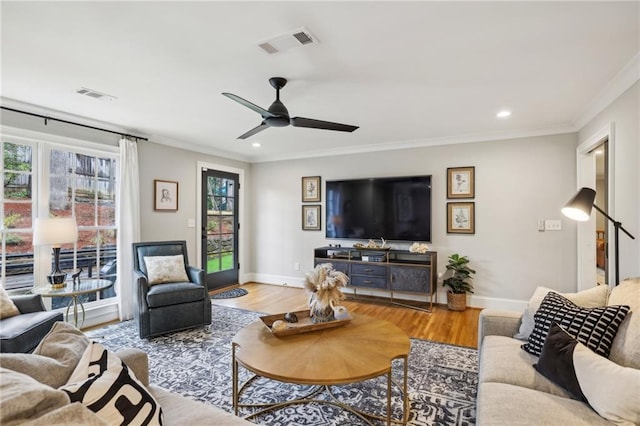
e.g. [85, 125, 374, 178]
[0, 322, 251, 425]
[476, 278, 639, 425]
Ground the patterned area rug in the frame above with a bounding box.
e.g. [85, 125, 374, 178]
[87, 306, 477, 425]
[211, 287, 249, 299]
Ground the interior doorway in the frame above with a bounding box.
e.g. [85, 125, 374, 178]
[594, 141, 608, 285]
[201, 168, 239, 291]
[576, 123, 614, 291]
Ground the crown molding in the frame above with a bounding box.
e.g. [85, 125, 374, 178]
[251, 125, 577, 163]
[0, 97, 146, 137]
[573, 52, 640, 130]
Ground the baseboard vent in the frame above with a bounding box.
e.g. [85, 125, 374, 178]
[257, 27, 318, 55]
[75, 87, 117, 102]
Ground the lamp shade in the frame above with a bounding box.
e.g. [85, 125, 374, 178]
[33, 217, 78, 247]
[561, 187, 596, 222]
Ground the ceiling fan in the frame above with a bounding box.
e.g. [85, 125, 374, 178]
[222, 77, 359, 139]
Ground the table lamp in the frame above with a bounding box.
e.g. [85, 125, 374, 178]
[33, 217, 78, 287]
[562, 187, 636, 285]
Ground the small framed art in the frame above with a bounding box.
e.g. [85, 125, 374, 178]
[154, 179, 178, 211]
[447, 167, 475, 199]
[302, 176, 321, 202]
[302, 205, 321, 231]
[447, 202, 475, 234]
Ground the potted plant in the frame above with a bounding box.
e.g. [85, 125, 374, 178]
[442, 253, 475, 311]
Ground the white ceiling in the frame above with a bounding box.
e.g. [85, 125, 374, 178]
[1, 1, 638, 163]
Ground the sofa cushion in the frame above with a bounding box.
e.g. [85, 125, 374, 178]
[514, 285, 610, 340]
[61, 341, 163, 425]
[144, 254, 189, 285]
[573, 338, 640, 425]
[607, 278, 640, 368]
[479, 335, 572, 398]
[533, 323, 586, 401]
[23, 403, 107, 426]
[476, 382, 612, 426]
[0, 368, 70, 426]
[0, 287, 20, 319]
[523, 291, 629, 357]
[146, 282, 205, 308]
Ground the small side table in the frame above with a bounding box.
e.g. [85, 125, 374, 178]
[33, 279, 113, 329]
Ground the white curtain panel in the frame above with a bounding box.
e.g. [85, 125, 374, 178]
[117, 138, 140, 320]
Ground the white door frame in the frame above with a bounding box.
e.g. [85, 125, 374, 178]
[576, 122, 615, 290]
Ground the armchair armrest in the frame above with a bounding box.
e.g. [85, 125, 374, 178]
[116, 348, 149, 387]
[186, 265, 205, 286]
[478, 309, 522, 347]
[134, 270, 150, 292]
[12, 294, 46, 314]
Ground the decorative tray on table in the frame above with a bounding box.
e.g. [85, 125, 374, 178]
[260, 310, 352, 337]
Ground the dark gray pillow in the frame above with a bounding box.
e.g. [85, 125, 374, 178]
[533, 323, 586, 401]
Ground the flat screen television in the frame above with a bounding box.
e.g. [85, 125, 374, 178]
[325, 175, 432, 242]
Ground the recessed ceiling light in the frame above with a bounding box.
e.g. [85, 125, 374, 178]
[252, 142, 261, 148]
[496, 110, 511, 118]
[595, 149, 603, 155]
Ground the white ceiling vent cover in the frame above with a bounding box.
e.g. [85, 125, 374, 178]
[75, 87, 116, 102]
[258, 27, 318, 55]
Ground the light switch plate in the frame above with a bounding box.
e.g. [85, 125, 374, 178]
[545, 219, 562, 231]
[187, 218, 195, 228]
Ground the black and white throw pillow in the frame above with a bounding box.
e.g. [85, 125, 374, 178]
[61, 341, 163, 425]
[522, 291, 629, 357]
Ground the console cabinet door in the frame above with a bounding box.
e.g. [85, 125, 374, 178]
[315, 260, 350, 276]
[389, 266, 430, 293]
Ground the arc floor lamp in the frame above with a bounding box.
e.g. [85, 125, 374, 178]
[562, 187, 636, 285]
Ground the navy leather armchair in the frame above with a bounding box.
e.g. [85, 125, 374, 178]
[133, 241, 212, 339]
[0, 294, 63, 353]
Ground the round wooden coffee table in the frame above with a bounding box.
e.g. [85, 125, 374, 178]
[232, 313, 410, 425]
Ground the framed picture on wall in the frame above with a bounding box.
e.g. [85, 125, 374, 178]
[302, 205, 321, 231]
[302, 176, 321, 202]
[447, 202, 475, 234]
[154, 179, 178, 211]
[447, 166, 475, 199]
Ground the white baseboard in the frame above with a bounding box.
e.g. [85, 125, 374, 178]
[247, 273, 527, 312]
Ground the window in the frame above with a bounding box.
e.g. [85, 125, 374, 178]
[1, 141, 34, 290]
[1, 136, 118, 308]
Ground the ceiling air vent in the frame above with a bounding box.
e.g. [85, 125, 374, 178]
[257, 27, 318, 55]
[75, 87, 116, 102]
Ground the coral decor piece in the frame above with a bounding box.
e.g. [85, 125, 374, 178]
[409, 242, 430, 253]
[304, 263, 349, 323]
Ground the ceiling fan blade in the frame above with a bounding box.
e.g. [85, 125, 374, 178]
[222, 92, 275, 118]
[290, 117, 358, 133]
[237, 122, 269, 139]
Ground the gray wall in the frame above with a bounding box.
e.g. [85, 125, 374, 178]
[136, 141, 251, 263]
[578, 82, 639, 282]
[7, 81, 637, 310]
[250, 133, 578, 309]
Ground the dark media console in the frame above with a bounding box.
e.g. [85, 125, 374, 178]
[313, 246, 437, 312]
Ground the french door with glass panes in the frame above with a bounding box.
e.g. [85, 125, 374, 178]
[201, 168, 239, 290]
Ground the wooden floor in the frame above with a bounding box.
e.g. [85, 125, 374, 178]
[211, 283, 481, 348]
